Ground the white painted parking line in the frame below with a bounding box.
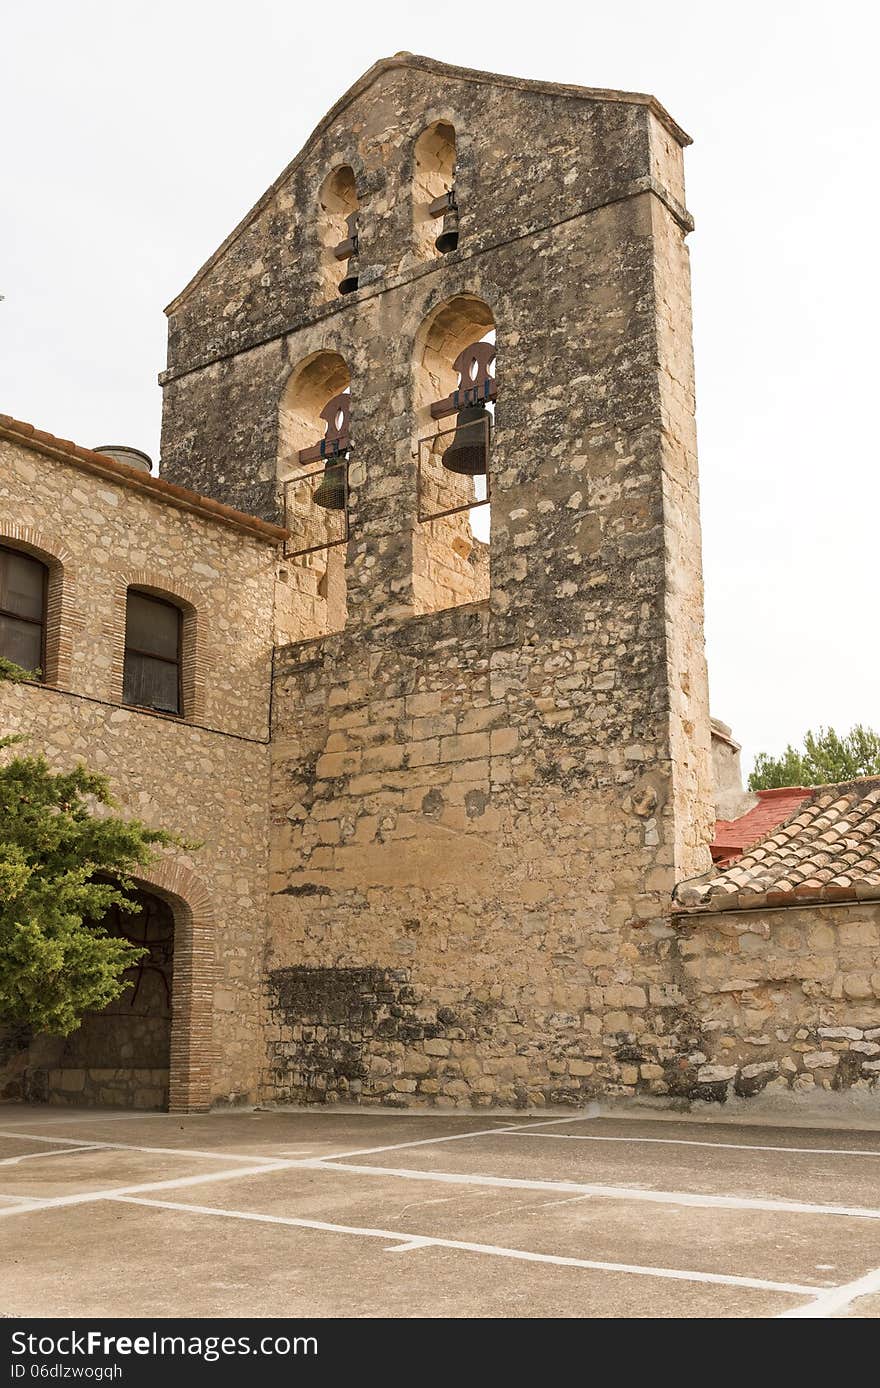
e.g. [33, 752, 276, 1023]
[0, 1118, 590, 1168]
[0, 1160, 295, 1218]
[316, 1109, 601, 1161]
[0, 1130, 285, 1165]
[0, 1144, 107, 1166]
[778, 1263, 880, 1318]
[0, 1113, 149, 1128]
[499, 1131, 880, 1159]
[302, 1158, 880, 1222]
[108, 1195, 820, 1299]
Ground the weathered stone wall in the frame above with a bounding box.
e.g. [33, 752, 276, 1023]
[159, 58, 692, 528]
[203, 60, 715, 1109]
[674, 903, 880, 1100]
[0, 434, 279, 1109]
[3, 59, 722, 1116]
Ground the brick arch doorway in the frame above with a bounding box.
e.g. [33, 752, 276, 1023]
[36, 863, 216, 1113]
[53, 888, 175, 1110]
[133, 862, 217, 1113]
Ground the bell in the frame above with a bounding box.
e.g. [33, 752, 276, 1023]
[338, 263, 359, 296]
[441, 402, 489, 476]
[435, 202, 459, 255]
[337, 212, 359, 295]
[313, 457, 347, 510]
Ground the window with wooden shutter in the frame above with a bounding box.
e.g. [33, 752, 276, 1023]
[123, 590, 182, 715]
[0, 545, 46, 675]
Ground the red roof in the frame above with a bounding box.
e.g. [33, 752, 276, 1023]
[711, 786, 813, 866]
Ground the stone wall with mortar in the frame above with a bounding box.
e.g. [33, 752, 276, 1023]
[673, 903, 880, 1102]
[2, 59, 724, 1116]
[159, 57, 694, 528]
[153, 57, 715, 1109]
[0, 434, 279, 1110]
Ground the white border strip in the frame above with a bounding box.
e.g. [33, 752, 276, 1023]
[110, 1195, 818, 1299]
[498, 1132, 880, 1159]
[0, 1130, 286, 1165]
[778, 1264, 880, 1318]
[306, 1159, 880, 1222]
[0, 1161, 294, 1218]
[0, 1144, 106, 1167]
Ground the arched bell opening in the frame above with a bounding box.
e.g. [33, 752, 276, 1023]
[277, 351, 350, 640]
[317, 166, 360, 301]
[412, 122, 458, 263]
[412, 295, 495, 614]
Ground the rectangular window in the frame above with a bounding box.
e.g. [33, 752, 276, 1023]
[123, 591, 182, 715]
[0, 545, 46, 675]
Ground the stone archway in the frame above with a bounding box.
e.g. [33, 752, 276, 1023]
[52, 889, 175, 1110]
[132, 859, 217, 1114]
[21, 861, 217, 1113]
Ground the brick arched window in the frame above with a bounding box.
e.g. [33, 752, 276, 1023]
[123, 589, 182, 715]
[0, 543, 47, 675]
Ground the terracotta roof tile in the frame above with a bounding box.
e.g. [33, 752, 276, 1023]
[677, 777, 880, 912]
[0, 413, 288, 544]
[711, 785, 813, 866]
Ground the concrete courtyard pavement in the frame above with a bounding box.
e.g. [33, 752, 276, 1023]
[2, 1103, 880, 1318]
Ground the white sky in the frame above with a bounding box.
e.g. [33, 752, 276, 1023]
[2, 1, 878, 774]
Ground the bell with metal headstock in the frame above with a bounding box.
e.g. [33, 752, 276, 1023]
[437, 341, 495, 476]
[313, 459, 347, 510]
[434, 193, 459, 255]
[335, 212, 359, 295]
[300, 392, 351, 511]
[441, 402, 489, 476]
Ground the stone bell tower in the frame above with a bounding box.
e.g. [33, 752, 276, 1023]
[160, 54, 714, 1106]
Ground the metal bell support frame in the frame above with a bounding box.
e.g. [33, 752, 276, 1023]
[298, 392, 352, 512]
[429, 189, 459, 255]
[430, 341, 496, 477]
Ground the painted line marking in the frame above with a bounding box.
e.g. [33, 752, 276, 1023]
[0, 1144, 107, 1167]
[778, 1263, 880, 1318]
[107, 1195, 818, 1298]
[315, 1109, 601, 1162]
[0, 1114, 149, 1128]
[298, 1158, 880, 1223]
[0, 1131, 286, 1166]
[0, 1116, 591, 1169]
[0, 1161, 295, 1218]
[498, 1131, 880, 1159]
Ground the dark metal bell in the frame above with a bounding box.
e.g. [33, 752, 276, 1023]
[336, 211, 359, 295]
[441, 403, 489, 476]
[313, 458, 347, 510]
[338, 265, 359, 295]
[435, 203, 459, 255]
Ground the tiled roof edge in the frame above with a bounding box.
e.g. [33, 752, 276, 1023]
[0, 414, 288, 545]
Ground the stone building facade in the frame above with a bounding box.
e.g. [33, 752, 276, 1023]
[0, 417, 284, 1110]
[2, 55, 877, 1114]
[160, 52, 716, 1108]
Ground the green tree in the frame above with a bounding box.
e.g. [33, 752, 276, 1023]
[1, 658, 176, 1035]
[749, 724, 880, 792]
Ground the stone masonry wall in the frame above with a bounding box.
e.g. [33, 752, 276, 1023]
[0, 435, 279, 1109]
[673, 903, 880, 1101]
[208, 60, 717, 1110]
[160, 58, 693, 527]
